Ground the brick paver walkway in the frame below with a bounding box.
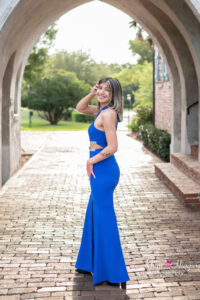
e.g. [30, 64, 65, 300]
[1, 131, 200, 300]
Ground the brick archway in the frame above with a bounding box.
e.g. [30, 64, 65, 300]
[0, 0, 199, 186]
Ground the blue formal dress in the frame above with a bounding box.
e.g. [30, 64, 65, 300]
[75, 105, 130, 284]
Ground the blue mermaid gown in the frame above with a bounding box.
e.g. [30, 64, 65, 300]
[75, 105, 130, 284]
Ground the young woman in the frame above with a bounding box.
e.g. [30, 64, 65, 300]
[75, 77, 130, 289]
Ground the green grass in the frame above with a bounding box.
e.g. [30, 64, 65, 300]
[21, 108, 90, 131]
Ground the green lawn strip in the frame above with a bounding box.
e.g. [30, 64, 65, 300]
[21, 108, 90, 130]
[21, 121, 89, 131]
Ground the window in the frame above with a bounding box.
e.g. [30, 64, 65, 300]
[154, 52, 159, 82]
[161, 57, 169, 81]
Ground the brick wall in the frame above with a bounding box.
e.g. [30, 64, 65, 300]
[154, 46, 172, 134]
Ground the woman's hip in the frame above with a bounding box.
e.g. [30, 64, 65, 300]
[89, 149, 120, 185]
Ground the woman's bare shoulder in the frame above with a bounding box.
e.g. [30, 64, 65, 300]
[104, 107, 117, 116]
[102, 107, 117, 121]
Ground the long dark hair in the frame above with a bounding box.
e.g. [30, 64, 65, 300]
[97, 77, 123, 122]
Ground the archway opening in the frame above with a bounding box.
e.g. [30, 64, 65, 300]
[0, 0, 199, 187]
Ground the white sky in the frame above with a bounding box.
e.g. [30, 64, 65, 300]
[49, 1, 138, 65]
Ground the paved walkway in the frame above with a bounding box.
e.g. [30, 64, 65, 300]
[1, 130, 200, 299]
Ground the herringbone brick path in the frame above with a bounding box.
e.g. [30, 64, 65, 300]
[0, 131, 200, 299]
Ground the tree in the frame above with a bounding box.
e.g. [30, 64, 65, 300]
[133, 62, 153, 106]
[111, 62, 153, 107]
[23, 23, 58, 88]
[111, 66, 138, 105]
[129, 20, 153, 47]
[112, 66, 139, 88]
[129, 39, 153, 64]
[50, 50, 123, 86]
[129, 20, 153, 64]
[118, 20, 154, 108]
[22, 70, 91, 125]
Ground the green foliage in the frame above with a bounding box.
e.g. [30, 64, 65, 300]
[148, 126, 161, 152]
[130, 103, 153, 132]
[111, 65, 140, 108]
[125, 19, 153, 108]
[133, 62, 153, 106]
[130, 117, 140, 132]
[23, 23, 58, 88]
[138, 122, 153, 144]
[129, 20, 153, 64]
[50, 50, 123, 86]
[22, 69, 91, 125]
[109, 63, 130, 73]
[130, 101, 170, 161]
[71, 111, 94, 123]
[111, 62, 153, 107]
[157, 132, 171, 161]
[37, 23, 58, 48]
[138, 123, 171, 161]
[23, 48, 49, 86]
[129, 39, 153, 64]
[63, 109, 72, 121]
[134, 103, 153, 123]
[111, 66, 139, 88]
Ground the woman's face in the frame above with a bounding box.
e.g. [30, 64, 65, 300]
[97, 82, 111, 105]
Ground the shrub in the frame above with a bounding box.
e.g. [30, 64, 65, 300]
[130, 117, 139, 132]
[63, 109, 72, 121]
[130, 103, 153, 132]
[158, 131, 171, 161]
[138, 122, 153, 144]
[138, 123, 171, 161]
[71, 110, 94, 123]
[134, 103, 153, 124]
[148, 126, 161, 152]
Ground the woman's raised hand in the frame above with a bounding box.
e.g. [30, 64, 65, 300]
[90, 83, 99, 97]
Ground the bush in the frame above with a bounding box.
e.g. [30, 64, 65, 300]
[148, 126, 161, 152]
[71, 110, 94, 123]
[157, 131, 171, 161]
[130, 103, 171, 161]
[130, 117, 139, 132]
[63, 110, 72, 121]
[134, 103, 153, 123]
[138, 123, 171, 161]
[138, 122, 153, 144]
[130, 103, 152, 132]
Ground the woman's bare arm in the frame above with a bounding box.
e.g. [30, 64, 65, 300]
[75, 83, 99, 117]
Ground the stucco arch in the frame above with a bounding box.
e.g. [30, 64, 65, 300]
[0, 0, 199, 186]
[2, 51, 16, 184]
